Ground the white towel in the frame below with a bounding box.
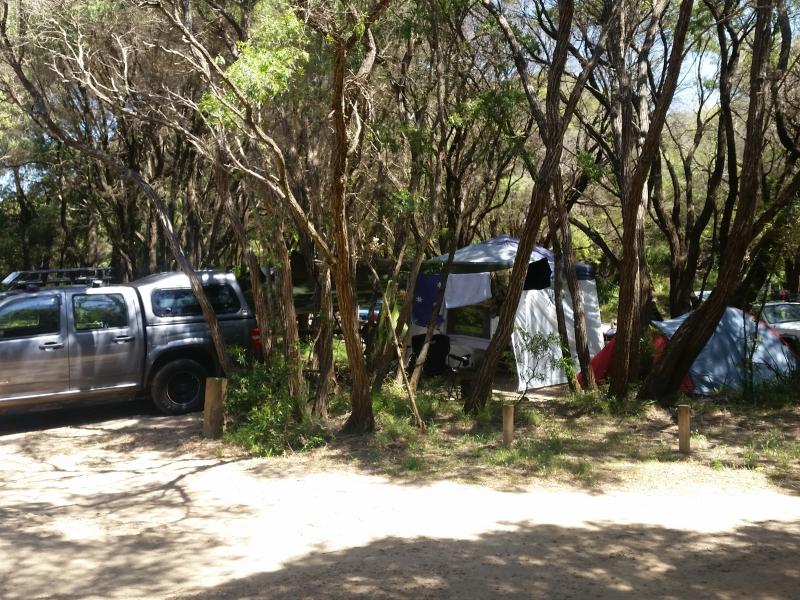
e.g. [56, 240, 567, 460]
[444, 273, 491, 309]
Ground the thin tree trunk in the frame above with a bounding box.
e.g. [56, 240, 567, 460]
[640, 0, 776, 401]
[466, 0, 594, 413]
[12, 167, 32, 270]
[464, 176, 551, 413]
[313, 263, 335, 420]
[272, 218, 306, 410]
[329, 42, 374, 433]
[215, 153, 272, 363]
[548, 213, 576, 392]
[0, 23, 234, 375]
[609, 0, 694, 397]
[553, 170, 596, 389]
[408, 225, 460, 394]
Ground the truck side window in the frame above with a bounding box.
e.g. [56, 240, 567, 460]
[0, 296, 61, 339]
[73, 294, 129, 331]
[151, 285, 241, 317]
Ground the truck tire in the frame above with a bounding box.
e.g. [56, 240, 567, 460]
[151, 359, 207, 415]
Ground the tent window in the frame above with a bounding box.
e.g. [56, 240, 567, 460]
[447, 304, 491, 339]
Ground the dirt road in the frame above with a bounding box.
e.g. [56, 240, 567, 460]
[2, 402, 799, 599]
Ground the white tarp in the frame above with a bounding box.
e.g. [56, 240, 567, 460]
[444, 273, 491, 309]
[511, 279, 604, 391]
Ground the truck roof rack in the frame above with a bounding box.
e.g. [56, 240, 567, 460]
[1, 267, 114, 290]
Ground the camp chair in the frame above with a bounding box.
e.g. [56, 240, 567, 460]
[408, 334, 471, 400]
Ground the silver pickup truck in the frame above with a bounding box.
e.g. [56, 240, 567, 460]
[0, 271, 257, 414]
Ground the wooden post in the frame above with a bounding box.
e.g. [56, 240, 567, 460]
[204, 377, 227, 439]
[502, 404, 514, 448]
[678, 404, 690, 455]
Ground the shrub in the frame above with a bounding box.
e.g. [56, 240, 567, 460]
[224, 357, 327, 456]
[727, 368, 800, 408]
[568, 386, 647, 417]
[473, 400, 543, 431]
[375, 413, 416, 447]
[373, 380, 443, 424]
[373, 380, 411, 417]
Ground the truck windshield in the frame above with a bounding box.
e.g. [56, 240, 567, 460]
[763, 303, 800, 324]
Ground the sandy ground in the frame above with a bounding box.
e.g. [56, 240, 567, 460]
[2, 400, 800, 599]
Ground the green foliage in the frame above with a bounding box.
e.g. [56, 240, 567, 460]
[687, 2, 719, 51]
[332, 337, 349, 370]
[473, 400, 543, 431]
[723, 368, 800, 409]
[576, 151, 606, 183]
[448, 85, 526, 133]
[709, 427, 800, 472]
[741, 448, 759, 470]
[328, 390, 352, 417]
[569, 386, 647, 417]
[200, 0, 308, 121]
[374, 380, 441, 424]
[752, 428, 800, 469]
[381, 188, 420, 219]
[516, 406, 545, 427]
[402, 453, 425, 471]
[596, 279, 619, 323]
[224, 356, 326, 456]
[375, 412, 416, 447]
[483, 433, 566, 471]
[570, 226, 604, 270]
[73, 0, 116, 20]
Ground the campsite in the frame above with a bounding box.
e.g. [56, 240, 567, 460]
[2, 0, 800, 598]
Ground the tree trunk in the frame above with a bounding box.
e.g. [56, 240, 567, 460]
[608, 0, 694, 397]
[215, 155, 272, 363]
[466, 0, 587, 413]
[313, 263, 335, 420]
[12, 167, 32, 270]
[785, 251, 800, 295]
[0, 29, 234, 376]
[272, 218, 306, 409]
[408, 228, 459, 394]
[329, 43, 373, 433]
[464, 172, 551, 413]
[548, 214, 576, 392]
[640, 0, 775, 401]
[552, 170, 596, 389]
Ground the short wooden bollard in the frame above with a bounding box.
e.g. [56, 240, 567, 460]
[502, 404, 514, 448]
[203, 377, 227, 439]
[678, 404, 691, 455]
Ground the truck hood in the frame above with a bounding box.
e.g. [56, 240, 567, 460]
[771, 321, 800, 337]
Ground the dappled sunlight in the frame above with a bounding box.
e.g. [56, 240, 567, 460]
[177, 519, 800, 599]
[2, 409, 800, 599]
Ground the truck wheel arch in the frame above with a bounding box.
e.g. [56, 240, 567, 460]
[146, 347, 217, 389]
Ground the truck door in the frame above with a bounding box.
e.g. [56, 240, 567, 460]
[0, 293, 69, 400]
[68, 288, 144, 392]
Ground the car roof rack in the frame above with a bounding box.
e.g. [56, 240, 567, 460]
[1, 267, 114, 290]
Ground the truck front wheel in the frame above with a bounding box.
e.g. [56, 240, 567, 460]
[151, 359, 207, 415]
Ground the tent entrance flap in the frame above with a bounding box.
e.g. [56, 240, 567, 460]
[523, 259, 552, 290]
[512, 279, 604, 391]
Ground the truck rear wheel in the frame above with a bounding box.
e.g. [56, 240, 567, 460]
[151, 359, 207, 415]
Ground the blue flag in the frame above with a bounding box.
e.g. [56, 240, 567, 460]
[412, 273, 444, 326]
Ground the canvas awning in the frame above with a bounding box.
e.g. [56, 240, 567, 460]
[426, 236, 596, 280]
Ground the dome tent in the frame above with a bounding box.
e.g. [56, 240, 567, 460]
[652, 307, 796, 395]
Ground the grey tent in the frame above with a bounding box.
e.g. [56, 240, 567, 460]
[653, 307, 797, 394]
